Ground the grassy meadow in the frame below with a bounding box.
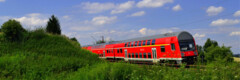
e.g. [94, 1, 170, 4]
[234, 57, 240, 62]
[0, 30, 239, 80]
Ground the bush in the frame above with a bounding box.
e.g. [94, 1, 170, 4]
[1, 19, 26, 41]
[29, 28, 47, 40]
[205, 45, 233, 63]
[46, 15, 61, 35]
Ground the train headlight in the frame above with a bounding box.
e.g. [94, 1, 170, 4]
[194, 52, 197, 55]
[181, 53, 184, 57]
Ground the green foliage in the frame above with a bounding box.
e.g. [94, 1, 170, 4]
[0, 31, 99, 79]
[65, 62, 240, 80]
[196, 45, 206, 63]
[196, 45, 204, 57]
[203, 38, 218, 52]
[70, 37, 78, 42]
[1, 19, 26, 41]
[70, 37, 81, 47]
[199, 38, 233, 63]
[205, 45, 233, 63]
[46, 15, 61, 35]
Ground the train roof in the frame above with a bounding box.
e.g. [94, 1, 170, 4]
[83, 31, 193, 47]
[122, 31, 193, 42]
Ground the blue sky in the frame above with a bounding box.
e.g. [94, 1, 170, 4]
[0, 0, 239, 54]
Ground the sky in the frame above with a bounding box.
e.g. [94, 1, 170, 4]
[0, 0, 239, 54]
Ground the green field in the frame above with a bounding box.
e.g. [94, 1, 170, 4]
[0, 31, 239, 80]
[234, 57, 240, 62]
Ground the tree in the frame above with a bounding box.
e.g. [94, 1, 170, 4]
[196, 45, 205, 63]
[70, 37, 81, 47]
[70, 37, 78, 42]
[202, 38, 233, 63]
[1, 19, 26, 41]
[205, 45, 233, 63]
[46, 15, 61, 34]
[203, 38, 218, 52]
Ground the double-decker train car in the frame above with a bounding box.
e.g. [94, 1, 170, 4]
[83, 31, 198, 64]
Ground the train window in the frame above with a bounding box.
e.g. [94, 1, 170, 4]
[138, 41, 142, 46]
[171, 44, 175, 51]
[135, 41, 138, 46]
[135, 53, 138, 58]
[117, 49, 119, 53]
[125, 43, 127, 47]
[128, 53, 131, 58]
[143, 53, 147, 58]
[132, 53, 134, 58]
[161, 46, 165, 52]
[152, 39, 156, 45]
[142, 40, 146, 45]
[139, 53, 142, 58]
[120, 49, 123, 53]
[127, 42, 130, 47]
[148, 53, 151, 58]
[147, 40, 151, 45]
[131, 42, 134, 47]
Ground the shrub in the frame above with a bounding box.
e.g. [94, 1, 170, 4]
[1, 19, 26, 41]
[70, 37, 78, 42]
[46, 15, 61, 35]
[30, 28, 47, 40]
[205, 45, 233, 63]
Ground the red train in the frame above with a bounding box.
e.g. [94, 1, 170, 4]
[83, 31, 198, 64]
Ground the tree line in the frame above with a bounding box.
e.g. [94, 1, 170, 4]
[197, 38, 233, 63]
[0, 15, 79, 45]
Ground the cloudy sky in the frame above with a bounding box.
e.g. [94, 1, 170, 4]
[0, 0, 239, 54]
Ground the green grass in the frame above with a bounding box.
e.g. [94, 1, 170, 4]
[0, 30, 239, 80]
[0, 31, 100, 79]
[65, 62, 240, 80]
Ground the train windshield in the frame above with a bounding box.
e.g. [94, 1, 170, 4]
[179, 41, 195, 51]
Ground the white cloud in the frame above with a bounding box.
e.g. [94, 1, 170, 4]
[137, 0, 173, 8]
[111, 1, 135, 14]
[0, 0, 5, 2]
[172, 4, 182, 11]
[130, 11, 145, 16]
[0, 16, 11, 22]
[230, 31, 240, 36]
[233, 10, 240, 17]
[14, 13, 48, 28]
[210, 19, 240, 26]
[81, 2, 115, 13]
[91, 16, 117, 25]
[194, 33, 205, 39]
[139, 28, 147, 35]
[62, 15, 70, 19]
[206, 6, 224, 16]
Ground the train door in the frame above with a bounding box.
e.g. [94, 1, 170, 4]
[125, 49, 128, 58]
[152, 48, 157, 59]
[103, 50, 105, 57]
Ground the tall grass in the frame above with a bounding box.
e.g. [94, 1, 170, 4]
[0, 30, 100, 79]
[67, 62, 240, 80]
